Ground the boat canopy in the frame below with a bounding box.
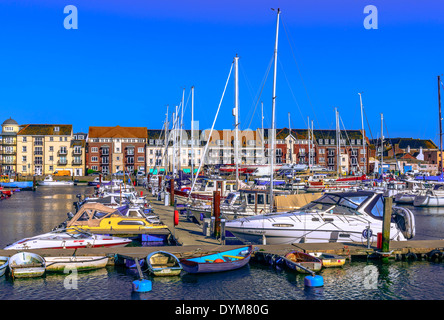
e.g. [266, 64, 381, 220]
[66, 203, 121, 228]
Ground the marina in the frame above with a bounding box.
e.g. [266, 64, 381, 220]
[2, 181, 444, 302]
[0, 1, 444, 309]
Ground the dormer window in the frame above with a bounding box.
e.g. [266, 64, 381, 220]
[54, 126, 59, 132]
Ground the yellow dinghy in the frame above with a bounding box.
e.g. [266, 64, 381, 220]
[65, 203, 168, 233]
[311, 253, 346, 268]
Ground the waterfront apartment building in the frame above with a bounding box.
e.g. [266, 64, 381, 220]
[15, 124, 83, 176]
[86, 126, 147, 174]
[0, 117, 20, 175]
[264, 128, 370, 174]
[202, 129, 265, 165]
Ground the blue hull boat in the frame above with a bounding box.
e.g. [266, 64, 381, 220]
[0, 181, 34, 190]
[180, 245, 252, 274]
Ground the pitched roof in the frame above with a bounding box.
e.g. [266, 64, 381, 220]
[18, 124, 72, 136]
[88, 126, 147, 139]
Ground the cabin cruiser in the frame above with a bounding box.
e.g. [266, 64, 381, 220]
[4, 228, 132, 250]
[169, 178, 238, 204]
[413, 184, 444, 207]
[38, 175, 74, 186]
[56, 202, 168, 233]
[225, 191, 415, 245]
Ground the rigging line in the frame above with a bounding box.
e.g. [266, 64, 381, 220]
[277, 56, 307, 128]
[281, 16, 323, 137]
[339, 114, 362, 172]
[383, 118, 401, 171]
[246, 54, 274, 129]
[362, 105, 374, 142]
[188, 62, 234, 200]
[238, 62, 256, 130]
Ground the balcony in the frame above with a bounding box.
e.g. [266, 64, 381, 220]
[58, 149, 68, 156]
[72, 149, 82, 155]
[57, 159, 68, 165]
[72, 159, 83, 165]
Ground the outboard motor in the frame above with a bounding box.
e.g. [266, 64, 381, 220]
[392, 206, 416, 239]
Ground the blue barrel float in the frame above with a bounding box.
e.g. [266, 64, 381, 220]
[132, 279, 152, 292]
[304, 275, 324, 287]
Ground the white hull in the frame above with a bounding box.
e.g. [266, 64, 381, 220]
[4, 231, 132, 250]
[38, 182, 74, 186]
[9, 252, 46, 278]
[414, 195, 444, 207]
[226, 213, 406, 245]
[45, 256, 109, 272]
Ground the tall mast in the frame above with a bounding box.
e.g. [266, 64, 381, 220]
[288, 112, 291, 164]
[261, 101, 264, 164]
[380, 113, 384, 176]
[358, 92, 366, 174]
[307, 116, 310, 172]
[336, 108, 340, 177]
[179, 88, 185, 172]
[311, 119, 314, 172]
[191, 86, 195, 183]
[234, 54, 240, 188]
[439, 75, 443, 174]
[270, 8, 280, 212]
[164, 105, 169, 175]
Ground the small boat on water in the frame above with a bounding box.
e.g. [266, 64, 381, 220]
[180, 246, 252, 274]
[284, 251, 322, 273]
[4, 228, 132, 250]
[311, 253, 346, 268]
[146, 251, 182, 276]
[38, 175, 74, 186]
[9, 252, 46, 278]
[45, 256, 109, 273]
[0, 256, 9, 276]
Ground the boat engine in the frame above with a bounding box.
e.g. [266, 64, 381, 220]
[392, 206, 416, 239]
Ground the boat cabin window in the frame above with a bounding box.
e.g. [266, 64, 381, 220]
[92, 211, 109, 219]
[77, 211, 91, 221]
[257, 194, 265, 205]
[247, 194, 255, 205]
[366, 195, 384, 219]
[223, 193, 236, 204]
[266, 194, 271, 205]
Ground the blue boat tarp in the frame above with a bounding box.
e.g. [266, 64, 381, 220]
[415, 173, 444, 182]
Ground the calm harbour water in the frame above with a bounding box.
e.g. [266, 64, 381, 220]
[1, 186, 444, 301]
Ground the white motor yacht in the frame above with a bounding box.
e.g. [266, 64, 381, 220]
[225, 191, 415, 245]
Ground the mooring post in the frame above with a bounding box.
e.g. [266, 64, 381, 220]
[381, 196, 393, 261]
[213, 190, 221, 238]
[170, 179, 175, 206]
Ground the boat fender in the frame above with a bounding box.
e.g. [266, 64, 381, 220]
[405, 252, 417, 261]
[174, 210, 179, 226]
[428, 250, 442, 262]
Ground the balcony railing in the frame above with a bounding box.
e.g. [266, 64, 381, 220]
[58, 150, 68, 156]
[72, 159, 82, 165]
[57, 159, 68, 165]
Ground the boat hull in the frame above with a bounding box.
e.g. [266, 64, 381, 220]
[0, 256, 9, 277]
[284, 251, 322, 273]
[9, 252, 46, 278]
[45, 256, 109, 273]
[146, 251, 182, 277]
[180, 246, 252, 274]
[414, 195, 444, 207]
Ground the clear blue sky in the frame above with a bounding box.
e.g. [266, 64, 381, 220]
[0, 0, 443, 145]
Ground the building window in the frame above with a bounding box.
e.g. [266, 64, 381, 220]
[91, 147, 98, 153]
[22, 137, 27, 142]
[22, 156, 27, 162]
[49, 137, 53, 142]
[91, 156, 98, 162]
[22, 165, 27, 172]
[137, 156, 144, 162]
[138, 147, 144, 153]
[22, 146, 27, 152]
[91, 165, 98, 171]
[54, 127, 59, 132]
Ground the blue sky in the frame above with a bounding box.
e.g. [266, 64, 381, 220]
[0, 0, 443, 145]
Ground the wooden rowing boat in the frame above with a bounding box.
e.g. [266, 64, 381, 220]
[9, 252, 46, 278]
[0, 256, 9, 277]
[44, 256, 109, 273]
[180, 245, 252, 274]
[146, 251, 182, 276]
[284, 250, 322, 274]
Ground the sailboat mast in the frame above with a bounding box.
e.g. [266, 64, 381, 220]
[234, 55, 240, 188]
[336, 108, 340, 177]
[380, 113, 384, 176]
[270, 8, 280, 212]
[191, 86, 195, 183]
[358, 92, 366, 174]
[439, 75, 443, 174]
